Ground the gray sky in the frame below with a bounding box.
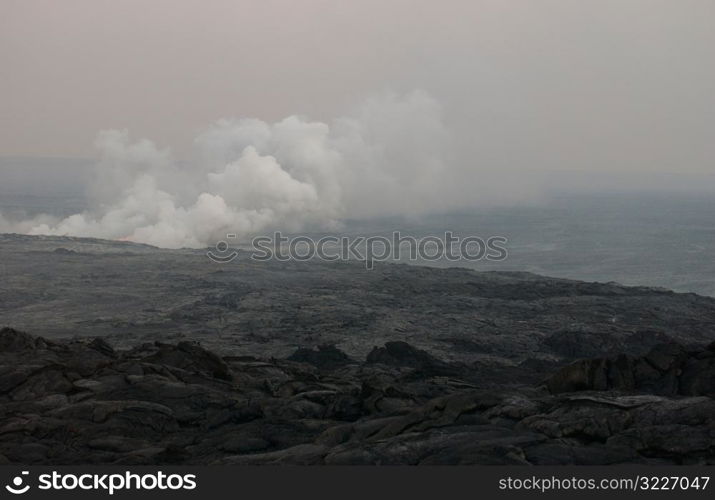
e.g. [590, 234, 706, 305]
[2, 0, 714, 174]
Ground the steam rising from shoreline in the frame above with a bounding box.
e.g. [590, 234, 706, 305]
[0, 91, 508, 248]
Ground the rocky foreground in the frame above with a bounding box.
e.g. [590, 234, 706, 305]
[1, 327, 713, 465]
[1, 234, 714, 464]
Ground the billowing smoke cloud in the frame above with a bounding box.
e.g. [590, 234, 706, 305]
[1, 91, 507, 248]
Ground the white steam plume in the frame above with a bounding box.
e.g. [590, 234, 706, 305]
[3, 91, 489, 248]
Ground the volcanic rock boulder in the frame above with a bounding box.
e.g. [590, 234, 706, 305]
[546, 342, 715, 396]
[287, 345, 352, 370]
[366, 341, 465, 377]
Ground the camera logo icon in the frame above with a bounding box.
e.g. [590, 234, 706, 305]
[5, 471, 30, 495]
[207, 233, 239, 263]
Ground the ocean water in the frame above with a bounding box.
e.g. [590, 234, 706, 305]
[339, 194, 715, 297]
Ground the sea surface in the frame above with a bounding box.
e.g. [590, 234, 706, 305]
[339, 194, 715, 297]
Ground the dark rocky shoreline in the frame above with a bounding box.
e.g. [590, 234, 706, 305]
[3, 233, 715, 365]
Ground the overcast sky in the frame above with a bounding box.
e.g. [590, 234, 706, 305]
[2, 0, 714, 174]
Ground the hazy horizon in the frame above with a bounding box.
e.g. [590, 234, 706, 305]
[3, 1, 714, 172]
